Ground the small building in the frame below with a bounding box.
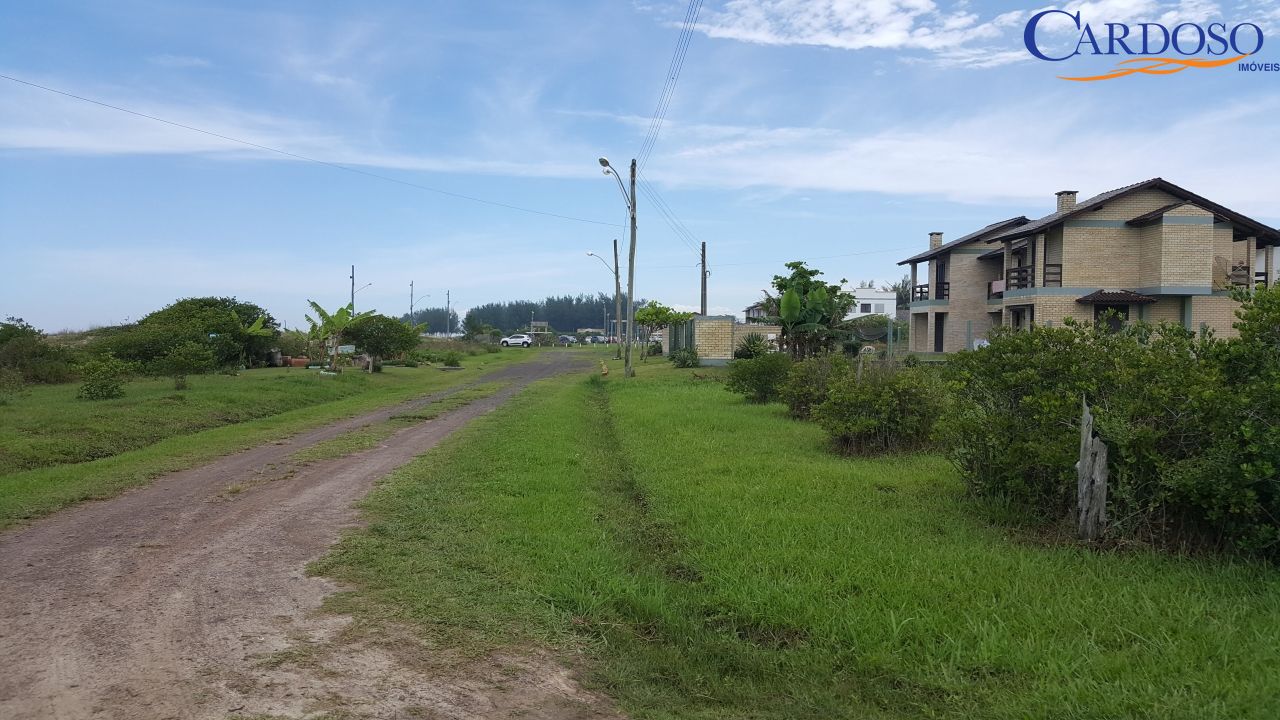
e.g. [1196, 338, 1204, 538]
[744, 302, 768, 321]
[664, 316, 782, 365]
[845, 288, 897, 319]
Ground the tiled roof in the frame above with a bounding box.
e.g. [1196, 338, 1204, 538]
[897, 216, 1030, 265]
[985, 178, 1280, 245]
[1076, 289, 1157, 305]
[985, 178, 1160, 244]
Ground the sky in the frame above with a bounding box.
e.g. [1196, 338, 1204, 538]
[2, 0, 1279, 331]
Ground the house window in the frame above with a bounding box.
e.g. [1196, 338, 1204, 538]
[860, 303, 871, 313]
[874, 303, 885, 313]
[1094, 304, 1129, 333]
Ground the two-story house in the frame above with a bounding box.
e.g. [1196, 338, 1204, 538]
[900, 178, 1280, 353]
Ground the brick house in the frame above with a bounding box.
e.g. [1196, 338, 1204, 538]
[899, 178, 1280, 353]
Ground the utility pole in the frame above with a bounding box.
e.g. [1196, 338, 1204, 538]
[350, 265, 356, 312]
[445, 290, 451, 336]
[409, 280, 414, 323]
[613, 238, 623, 360]
[624, 158, 637, 377]
[700, 241, 708, 316]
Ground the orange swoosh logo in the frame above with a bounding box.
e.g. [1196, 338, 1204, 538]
[1059, 53, 1248, 81]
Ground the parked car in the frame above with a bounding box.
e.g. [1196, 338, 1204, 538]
[500, 333, 532, 347]
[557, 335, 577, 345]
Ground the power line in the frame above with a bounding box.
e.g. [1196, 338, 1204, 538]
[636, 0, 703, 171]
[637, 177, 700, 256]
[0, 73, 621, 228]
[642, 246, 914, 271]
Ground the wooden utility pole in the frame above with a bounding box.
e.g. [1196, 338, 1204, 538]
[624, 159, 637, 377]
[700, 241, 708, 316]
[350, 265, 355, 312]
[613, 238, 623, 360]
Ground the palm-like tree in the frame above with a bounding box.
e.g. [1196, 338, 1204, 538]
[305, 301, 374, 372]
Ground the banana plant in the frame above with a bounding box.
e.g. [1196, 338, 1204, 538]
[304, 301, 374, 372]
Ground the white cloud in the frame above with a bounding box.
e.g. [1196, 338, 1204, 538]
[639, 95, 1280, 217]
[0, 75, 595, 179]
[693, 0, 1240, 67]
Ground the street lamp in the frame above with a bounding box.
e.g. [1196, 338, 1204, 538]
[598, 156, 637, 377]
[587, 245, 623, 360]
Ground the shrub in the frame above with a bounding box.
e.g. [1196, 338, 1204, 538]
[725, 353, 791, 403]
[77, 354, 131, 400]
[733, 332, 770, 360]
[157, 340, 215, 390]
[0, 367, 25, 404]
[941, 293, 1280, 557]
[813, 365, 943, 456]
[0, 318, 76, 384]
[648, 341, 664, 357]
[443, 351, 462, 368]
[277, 329, 309, 357]
[780, 354, 852, 419]
[668, 348, 700, 368]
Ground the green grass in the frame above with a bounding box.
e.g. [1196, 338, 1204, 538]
[317, 360, 1280, 719]
[0, 353, 534, 528]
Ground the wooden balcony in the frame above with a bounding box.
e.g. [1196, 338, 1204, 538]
[1006, 265, 1033, 290]
[913, 284, 930, 301]
[1230, 264, 1265, 288]
[1006, 264, 1063, 290]
[935, 282, 950, 300]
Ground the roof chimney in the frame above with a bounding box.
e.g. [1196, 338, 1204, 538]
[929, 231, 943, 250]
[1056, 190, 1078, 213]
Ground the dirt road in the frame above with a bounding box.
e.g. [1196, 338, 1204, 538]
[0, 352, 618, 719]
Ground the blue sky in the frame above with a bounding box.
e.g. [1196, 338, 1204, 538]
[3, 0, 1279, 331]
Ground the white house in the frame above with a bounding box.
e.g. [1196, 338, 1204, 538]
[845, 288, 897, 320]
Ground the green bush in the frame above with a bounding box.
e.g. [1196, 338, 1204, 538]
[647, 340, 664, 357]
[0, 367, 25, 404]
[668, 348, 700, 368]
[157, 340, 215, 390]
[813, 365, 943, 456]
[76, 354, 131, 400]
[780, 354, 851, 419]
[725, 353, 791, 403]
[0, 318, 77, 384]
[733, 332, 770, 360]
[443, 351, 462, 368]
[941, 289, 1280, 557]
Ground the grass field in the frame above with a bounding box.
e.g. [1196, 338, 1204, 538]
[316, 360, 1280, 720]
[0, 350, 535, 528]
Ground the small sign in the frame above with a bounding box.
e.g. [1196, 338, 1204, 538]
[336, 344, 356, 354]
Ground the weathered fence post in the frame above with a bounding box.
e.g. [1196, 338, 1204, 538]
[1076, 397, 1108, 540]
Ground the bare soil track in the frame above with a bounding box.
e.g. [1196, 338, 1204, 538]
[0, 352, 619, 720]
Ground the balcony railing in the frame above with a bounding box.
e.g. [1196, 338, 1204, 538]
[1006, 265, 1033, 290]
[935, 281, 950, 300]
[913, 284, 930, 301]
[1005, 264, 1063, 290]
[1230, 264, 1265, 287]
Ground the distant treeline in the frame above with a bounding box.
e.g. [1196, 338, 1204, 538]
[463, 293, 643, 333]
[399, 307, 460, 334]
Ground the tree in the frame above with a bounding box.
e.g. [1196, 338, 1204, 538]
[633, 302, 693, 362]
[461, 316, 495, 342]
[757, 262, 856, 360]
[159, 340, 215, 390]
[346, 314, 420, 370]
[882, 274, 912, 313]
[95, 297, 280, 368]
[304, 301, 374, 372]
[856, 279, 878, 289]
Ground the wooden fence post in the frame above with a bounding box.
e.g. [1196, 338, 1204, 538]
[1076, 397, 1108, 540]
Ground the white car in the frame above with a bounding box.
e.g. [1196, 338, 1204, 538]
[500, 333, 532, 347]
